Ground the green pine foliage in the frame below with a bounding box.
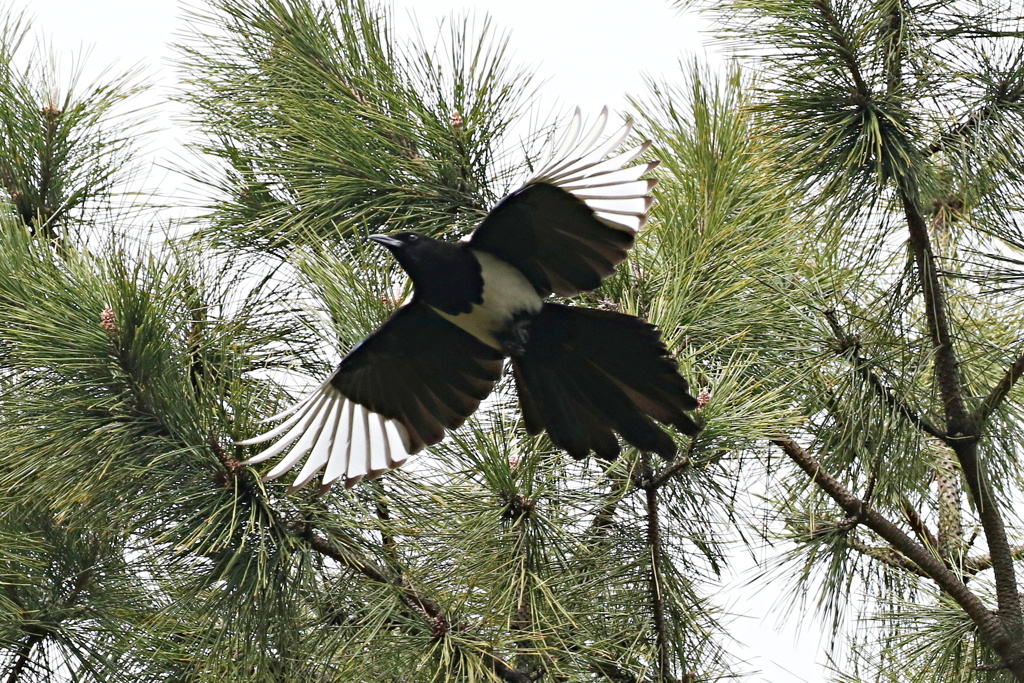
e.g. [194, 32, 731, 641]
[2, 0, 1024, 681]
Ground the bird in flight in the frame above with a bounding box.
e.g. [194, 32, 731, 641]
[236, 108, 700, 490]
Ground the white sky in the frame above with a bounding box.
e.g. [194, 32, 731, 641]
[18, 1, 832, 681]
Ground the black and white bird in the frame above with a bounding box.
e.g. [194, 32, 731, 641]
[236, 108, 700, 490]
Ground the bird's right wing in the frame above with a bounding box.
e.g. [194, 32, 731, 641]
[236, 301, 505, 490]
[468, 107, 657, 297]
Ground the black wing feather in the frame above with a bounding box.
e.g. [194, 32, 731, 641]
[331, 301, 505, 452]
[469, 183, 634, 297]
[512, 303, 699, 460]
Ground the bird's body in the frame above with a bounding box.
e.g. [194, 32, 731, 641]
[236, 109, 700, 490]
[387, 237, 543, 353]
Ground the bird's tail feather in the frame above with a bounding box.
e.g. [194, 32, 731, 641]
[511, 303, 699, 461]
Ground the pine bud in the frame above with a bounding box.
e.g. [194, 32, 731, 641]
[100, 306, 117, 334]
[450, 109, 463, 129]
[696, 387, 711, 409]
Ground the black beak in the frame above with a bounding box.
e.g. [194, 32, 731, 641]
[369, 234, 403, 249]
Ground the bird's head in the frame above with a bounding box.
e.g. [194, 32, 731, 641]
[369, 231, 429, 253]
[370, 231, 450, 282]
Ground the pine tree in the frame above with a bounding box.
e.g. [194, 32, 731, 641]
[672, 0, 1024, 679]
[2, 0, 1023, 681]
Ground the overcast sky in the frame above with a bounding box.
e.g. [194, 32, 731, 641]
[19, 1, 831, 681]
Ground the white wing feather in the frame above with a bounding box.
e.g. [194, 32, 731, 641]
[527, 106, 656, 233]
[237, 382, 412, 491]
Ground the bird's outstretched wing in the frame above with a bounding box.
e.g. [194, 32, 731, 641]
[468, 107, 656, 297]
[236, 302, 504, 490]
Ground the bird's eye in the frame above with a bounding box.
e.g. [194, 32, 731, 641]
[407, 234, 419, 242]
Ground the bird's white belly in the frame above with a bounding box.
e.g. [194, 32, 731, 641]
[433, 250, 542, 349]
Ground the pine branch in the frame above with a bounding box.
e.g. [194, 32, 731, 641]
[587, 470, 632, 537]
[964, 546, 1024, 576]
[641, 453, 672, 683]
[843, 536, 929, 579]
[973, 347, 1024, 430]
[812, 0, 869, 98]
[650, 438, 698, 489]
[901, 181, 968, 434]
[293, 516, 532, 681]
[4, 631, 44, 683]
[291, 520, 439, 619]
[823, 309, 946, 443]
[901, 191, 1024, 650]
[898, 495, 939, 552]
[370, 480, 399, 569]
[502, 490, 539, 676]
[773, 435, 1024, 677]
[927, 73, 1024, 156]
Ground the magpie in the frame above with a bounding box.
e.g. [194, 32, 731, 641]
[236, 108, 700, 490]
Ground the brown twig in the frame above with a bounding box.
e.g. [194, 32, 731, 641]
[650, 438, 698, 489]
[898, 495, 939, 552]
[812, 0, 870, 98]
[844, 536, 929, 578]
[295, 520, 532, 681]
[823, 309, 946, 442]
[964, 546, 1024, 576]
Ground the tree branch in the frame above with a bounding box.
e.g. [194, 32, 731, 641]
[295, 519, 532, 682]
[650, 438, 698, 489]
[898, 495, 939, 552]
[900, 193, 969, 433]
[927, 75, 1024, 156]
[973, 347, 1024, 430]
[4, 632, 44, 683]
[964, 546, 1024, 576]
[901, 192, 1024, 648]
[294, 521, 440, 620]
[773, 436, 1024, 676]
[813, 0, 870, 97]
[844, 536, 929, 579]
[642, 453, 672, 683]
[587, 470, 632, 537]
[823, 309, 946, 442]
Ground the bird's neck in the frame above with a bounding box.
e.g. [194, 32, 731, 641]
[403, 243, 484, 316]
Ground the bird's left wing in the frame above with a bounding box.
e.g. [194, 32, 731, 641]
[236, 301, 505, 490]
[468, 107, 656, 297]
